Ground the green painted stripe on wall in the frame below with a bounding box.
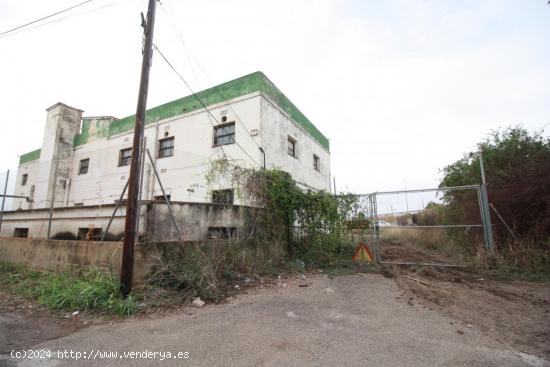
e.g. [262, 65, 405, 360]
[75, 71, 330, 151]
[20, 71, 330, 164]
[19, 148, 41, 165]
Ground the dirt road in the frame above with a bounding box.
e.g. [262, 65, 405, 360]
[3, 272, 548, 367]
[380, 241, 550, 360]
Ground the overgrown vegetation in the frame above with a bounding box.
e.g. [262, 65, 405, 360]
[388, 127, 550, 279]
[441, 126, 550, 244]
[150, 165, 374, 300]
[0, 262, 137, 315]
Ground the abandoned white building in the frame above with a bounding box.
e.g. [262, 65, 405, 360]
[0, 71, 331, 241]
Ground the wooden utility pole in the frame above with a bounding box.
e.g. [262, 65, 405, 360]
[120, 0, 157, 297]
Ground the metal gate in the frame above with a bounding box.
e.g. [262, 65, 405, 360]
[353, 183, 493, 265]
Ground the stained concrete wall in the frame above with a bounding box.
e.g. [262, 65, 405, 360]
[147, 202, 252, 243]
[0, 237, 160, 283]
[0, 204, 129, 239]
[260, 96, 331, 192]
[0, 201, 251, 242]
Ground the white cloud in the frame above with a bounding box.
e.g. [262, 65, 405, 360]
[0, 0, 548, 207]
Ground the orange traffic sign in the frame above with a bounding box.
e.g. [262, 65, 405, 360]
[352, 243, 374, 263]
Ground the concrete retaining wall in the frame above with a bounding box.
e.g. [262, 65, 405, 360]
[0, 237, 160, 283]
[0, 202, 252, 242]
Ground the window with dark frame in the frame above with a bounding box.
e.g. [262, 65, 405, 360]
[212, 189, 234, 205]
[13, 228, 29, 238]
[313, 154, 320, 172]
[158, 137, 174, 158]
[288, 137, 296, 158]
[21, 174, 28, 186]
[118, 148, 132, 166]
[213, 123, 235, 146]
[78, 158, 89, 175]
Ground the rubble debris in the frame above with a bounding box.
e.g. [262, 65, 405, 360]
[192, 297, 205, 308]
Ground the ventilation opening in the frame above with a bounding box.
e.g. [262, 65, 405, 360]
[154, 194, 171, 202]
[78, 227, 102, 241]
[13, 228, 29, 238]
[207, 227, 237, 239]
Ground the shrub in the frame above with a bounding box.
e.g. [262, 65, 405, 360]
[51, 231, 77, 240]
[0, 263, 137, 315]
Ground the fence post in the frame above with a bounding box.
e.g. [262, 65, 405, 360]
[479, 152, 494, 250]
[0, 170, 9, 233]
[47, 157, 60, 240]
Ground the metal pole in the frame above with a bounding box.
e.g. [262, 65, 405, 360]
[373, 193, 381, 263]
[489, 202, 519, 242]
[47, 158, 60, 240]
[403, 180, 409, 212]
[479, 151, 487, 185]
[372, 184, 480, 195]
[0, 170, 9, 233]
[476, 185, 488, 248]
[101, 179, 129, 241]
[258, 147, 266, 169]
[146, 149, 183, 244]
[333, 176, 336, 195]
[479, 152, 494, 250]
[373, 193, 379, 240]
[121, 0, 157, 297]
[134, 137, 147, 244]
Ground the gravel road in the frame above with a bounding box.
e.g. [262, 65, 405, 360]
[5, 273, 547, 367]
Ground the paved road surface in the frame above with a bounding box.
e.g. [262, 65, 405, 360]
[6, 274, 547, 367]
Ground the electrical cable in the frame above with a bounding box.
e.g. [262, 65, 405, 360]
[158, 0, 263, 152]
[0, 0, 95, 37]
[153, 44, 262, 167]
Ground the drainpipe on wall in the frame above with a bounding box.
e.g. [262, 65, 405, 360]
[150, 121, 160, 200]
[259, 147, 266, 169]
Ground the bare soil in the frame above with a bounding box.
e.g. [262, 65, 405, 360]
[380, 240, 550, 359]
[0, 290, 86, 354]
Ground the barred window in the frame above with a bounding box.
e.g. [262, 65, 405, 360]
[288, 137, 297, 158]
[214, 123, 235, 146]
[313, 154, 320, 171]
[119, 148, 132, 166]
[158, 137, 174, 158]
[79, 158, 89, 175]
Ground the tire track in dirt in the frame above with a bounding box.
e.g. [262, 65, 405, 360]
[379, 241, 550, 359]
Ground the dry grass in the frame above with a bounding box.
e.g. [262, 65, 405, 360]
[379, 227, 478, 262]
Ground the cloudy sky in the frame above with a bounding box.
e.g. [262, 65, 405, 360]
[0, 0, 548, 206]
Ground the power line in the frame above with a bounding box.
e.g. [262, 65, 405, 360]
[0, 0, 95, 37]
[158, 0, 200, 91]
[0, 0, 129, 40]
[157, 0, 263, 152]
[153, 44, 262, 167]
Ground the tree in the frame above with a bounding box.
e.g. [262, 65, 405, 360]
[440, 126, 550, 245]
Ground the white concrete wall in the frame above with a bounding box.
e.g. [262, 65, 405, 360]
[260, 95, 331, 192]
[12, 91, 331, 210]
[13, 161, 41, 210]
[66, 93, 263, 207]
